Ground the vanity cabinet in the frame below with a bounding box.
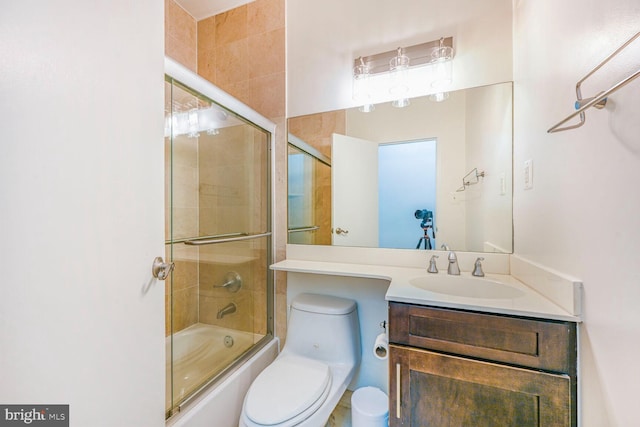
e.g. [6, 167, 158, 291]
[388, 302, 577, 427]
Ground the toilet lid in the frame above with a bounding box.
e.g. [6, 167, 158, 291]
[245, 355, 331, 425]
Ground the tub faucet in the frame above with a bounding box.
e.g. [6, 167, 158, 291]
[446, 250, 460, 275]
[217, 302, 237, 319]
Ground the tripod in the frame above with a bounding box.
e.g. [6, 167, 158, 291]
[414, 209, 435, 250]
[416, 224, 435, 250]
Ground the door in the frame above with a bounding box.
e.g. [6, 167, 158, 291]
[331, 133, 379, 246]
[0, 4, 166, 426]
[390, 345, 573, 427]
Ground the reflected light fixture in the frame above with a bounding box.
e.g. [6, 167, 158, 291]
[164, 105, 230, 138]
[353, 58, 375, 112]
[352, 36, 455, 111]
[188, 108, 200, 138]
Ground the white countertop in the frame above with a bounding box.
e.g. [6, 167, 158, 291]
[271, 258, 581, 322]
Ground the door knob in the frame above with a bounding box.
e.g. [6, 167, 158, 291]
[152, 256, 174, 280]
[335, 227, 349, 235]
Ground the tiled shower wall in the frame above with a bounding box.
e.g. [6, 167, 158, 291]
[165, 1, 197, 335]
[164, 0, 287, 339]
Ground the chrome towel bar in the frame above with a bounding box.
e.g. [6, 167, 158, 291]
[287, 226, 320, 233]
[183, 232, 272, 246]
[548, 31, 640, 133]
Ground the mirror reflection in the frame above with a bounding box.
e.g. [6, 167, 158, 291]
[287, 82, 513, 253]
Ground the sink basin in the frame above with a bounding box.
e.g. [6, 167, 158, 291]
[409, 275, 526, 299]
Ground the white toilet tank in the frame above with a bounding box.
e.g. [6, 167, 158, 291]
[283, 293, 361, 367]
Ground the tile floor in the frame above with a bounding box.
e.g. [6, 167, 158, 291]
[326, 390, 353, 427]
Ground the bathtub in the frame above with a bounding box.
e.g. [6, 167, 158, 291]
[166, 324, 278, 427]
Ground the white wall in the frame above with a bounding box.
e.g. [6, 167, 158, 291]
[0, 2, 165, 426]
[464, 83, 513, 253]
[513, 1, 640, 425]
[287, 0, 513, 117]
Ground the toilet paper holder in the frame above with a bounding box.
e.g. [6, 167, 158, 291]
[374, 321, 389, 360]
[379, 320, 387, 332]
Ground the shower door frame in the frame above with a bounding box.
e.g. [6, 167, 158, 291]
[164, 57, 277, 418]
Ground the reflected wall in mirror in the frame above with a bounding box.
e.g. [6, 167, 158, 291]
[287, 82, 513, 253]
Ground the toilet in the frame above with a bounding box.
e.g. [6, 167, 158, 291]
[239, 293, 361, 427]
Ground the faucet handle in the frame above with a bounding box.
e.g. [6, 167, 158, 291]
[441, 243, 450, 251]
[472, 257, 485, 277]
[427, 255, 439, 273]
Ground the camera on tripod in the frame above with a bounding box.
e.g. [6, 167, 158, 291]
[415, 209, 435, 250]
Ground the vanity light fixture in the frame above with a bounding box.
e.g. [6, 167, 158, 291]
[389, 47, 411, 108]
[431, 37, 454, 89]
[352, 36, 455, 111]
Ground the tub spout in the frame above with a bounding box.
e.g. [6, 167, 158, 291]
[217, 303, 237, 319]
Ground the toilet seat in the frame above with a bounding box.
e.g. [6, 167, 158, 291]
[244, 355, 332, 426]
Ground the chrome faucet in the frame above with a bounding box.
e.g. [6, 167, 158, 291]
[427, 255, 439, 273]
[472, 257, 485, 277]
[446, 249, 460, 275]
[217, 302, 237, 319]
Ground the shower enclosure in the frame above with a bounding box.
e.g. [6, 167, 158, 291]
[164, 59, 274, 418]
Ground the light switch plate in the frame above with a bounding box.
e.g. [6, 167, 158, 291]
[524, 159, 533, 190]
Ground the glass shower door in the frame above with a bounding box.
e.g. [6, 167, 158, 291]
[164, 76, 273, 417]
[287, 140, 332, 245]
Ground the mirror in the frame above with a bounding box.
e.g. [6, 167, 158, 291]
[287, 82, 513, 253]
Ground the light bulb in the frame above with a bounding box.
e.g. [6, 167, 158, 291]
[390, 48, 410, 108]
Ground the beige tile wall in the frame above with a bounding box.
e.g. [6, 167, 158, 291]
[164, 131, 200, 335]
[196, 124, 269, 335]
[165, 0, 197, 72]
[197, 0, 287, 341]
[165, 0, 198, 335]
[288, 111, 347, 159]
[164, 0, 287, 340]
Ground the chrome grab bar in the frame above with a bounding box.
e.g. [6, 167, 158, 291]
[183, 232, 271, 246]
[167, 232, 244, 245]
[288, 226, 320, 234]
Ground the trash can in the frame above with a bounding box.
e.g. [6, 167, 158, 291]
[351, 386, 389, 427]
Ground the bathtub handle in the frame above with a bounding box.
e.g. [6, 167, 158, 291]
[152, 256, 174, 280]
[213, 272, 242, 293]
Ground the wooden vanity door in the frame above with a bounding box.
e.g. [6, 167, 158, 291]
[389, 344, 573, 427]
